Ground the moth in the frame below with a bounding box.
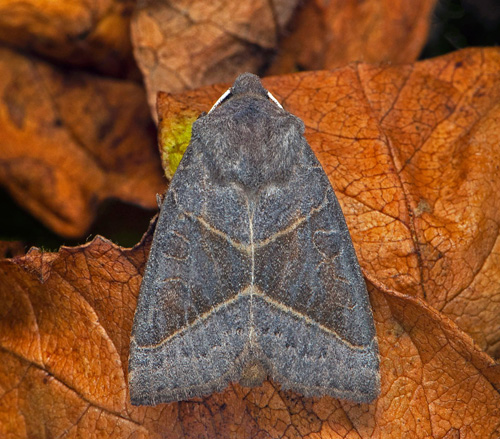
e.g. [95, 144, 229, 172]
[128, 73, 380, 405]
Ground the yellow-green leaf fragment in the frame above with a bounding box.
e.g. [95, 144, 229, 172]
[158, 114, 198, 180]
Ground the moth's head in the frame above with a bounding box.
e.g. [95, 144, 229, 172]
[231, 73, 268, 98]
[208, 73, 283, 115]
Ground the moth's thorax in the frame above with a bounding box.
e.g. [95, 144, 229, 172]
[195, 96, 305, 190]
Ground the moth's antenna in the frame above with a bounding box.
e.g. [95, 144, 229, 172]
[209, 88, 232, 114]
[267, 91, 283, 109]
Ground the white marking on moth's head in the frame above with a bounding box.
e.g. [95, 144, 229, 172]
[267, 91, 283, 109]
[208, 86, 283, 114]
[208, 88, 231, 114]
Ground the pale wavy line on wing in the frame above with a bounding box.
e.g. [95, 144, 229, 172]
[182, 192, 330, 252]
[133, 284, 369, 352]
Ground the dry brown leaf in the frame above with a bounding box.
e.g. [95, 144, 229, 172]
[131, 0, 299, 117]
[132, 0, 436, 118]
[0, 47, 165, 238]
[0, 0, 137, 76]
[268, 0, 437, 74]
[1, 47, 500, 438]
[157, 47, 500, 357]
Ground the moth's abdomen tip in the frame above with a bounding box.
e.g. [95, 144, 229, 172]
[239, 360, 267, 388]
